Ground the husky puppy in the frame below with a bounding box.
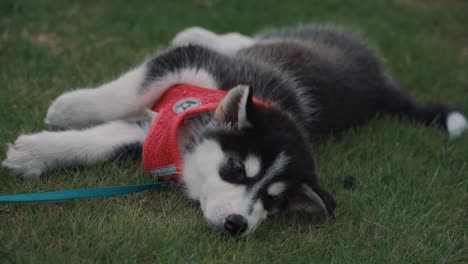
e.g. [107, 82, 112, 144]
[3, 26, 467, 235]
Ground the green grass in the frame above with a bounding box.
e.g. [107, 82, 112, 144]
[1, 0, 467, 262]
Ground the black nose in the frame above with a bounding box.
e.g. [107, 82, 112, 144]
[224, 214, 248, 235]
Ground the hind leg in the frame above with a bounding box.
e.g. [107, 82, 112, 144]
[45, 27, 247, 129]
[45, 28, 234, 129]
[45, 65, 150, 128]
[2, 119, 151, 178]
[46, 43, 235, 130]
[45, 62, 217, 128]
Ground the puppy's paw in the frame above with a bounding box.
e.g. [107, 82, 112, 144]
[2, 134, 50, 178]
[45, 89, 99, 128]
[172, 27, 216, 47]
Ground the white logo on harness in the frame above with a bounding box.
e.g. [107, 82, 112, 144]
[173, 98, 201, 113]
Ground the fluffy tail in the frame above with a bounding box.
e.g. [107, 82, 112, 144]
[379, 82, 467, 139]
[410, 104, 468, 139]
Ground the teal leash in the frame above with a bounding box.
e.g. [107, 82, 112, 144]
[0, 182, 166, 203]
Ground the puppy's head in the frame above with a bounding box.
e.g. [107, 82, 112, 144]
[182, 85, 336, 235]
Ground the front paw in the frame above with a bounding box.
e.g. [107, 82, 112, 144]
[2, 134, 50, 178]
[45, 89, 98, 128]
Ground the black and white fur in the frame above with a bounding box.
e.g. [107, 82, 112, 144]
[3, 26, 467, 235]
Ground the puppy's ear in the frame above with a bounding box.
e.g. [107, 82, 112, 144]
[288, 184, 336, 217]
[214, 85, 254, 129]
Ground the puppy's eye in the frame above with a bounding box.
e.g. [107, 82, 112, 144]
[228, 158, 245, 174]
[219, 157, 246, 182]
[266, 194, 281, 202]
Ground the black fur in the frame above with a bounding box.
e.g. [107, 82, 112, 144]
[145, 26, 455, 137]
[141, 26, 462, 217]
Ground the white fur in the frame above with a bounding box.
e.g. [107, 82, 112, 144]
[244, 155, 261, 178]
[46, 66, 217, 128]
[248, 201, 268, 231]
[172, 26, 254, 56]
[267, 182, 286, 196]
[45, 26, 244, 129]
[182, 140, 249, 227]
[2, 121, 147, 178]
[46, 66, 147, 128]
[46, 26, 232, 129]
[182, 140, 290, 233]
[182, 139, 226, 201]
[447, 112, 468, 139]
[143, 67, 218, 103]
[248, 152, 290, 200]
[215, 85, 252, 127]
[237, 85, 252, 129]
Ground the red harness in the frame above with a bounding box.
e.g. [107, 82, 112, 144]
[142, 84, 265, 181]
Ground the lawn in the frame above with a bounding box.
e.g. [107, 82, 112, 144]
[1, 0, 467, 262]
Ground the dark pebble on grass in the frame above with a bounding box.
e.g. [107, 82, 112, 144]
[343, 176, 356, 190]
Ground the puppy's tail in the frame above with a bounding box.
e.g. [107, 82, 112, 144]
[408, 104, 467, 139]
[379, 74, 467, 139]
